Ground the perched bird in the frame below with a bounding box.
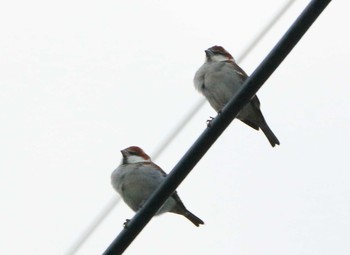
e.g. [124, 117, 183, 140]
[111, 146, 204, 227]
[194, 45, 280, 147]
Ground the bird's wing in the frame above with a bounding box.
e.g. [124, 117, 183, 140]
[225, 60, 248, 82]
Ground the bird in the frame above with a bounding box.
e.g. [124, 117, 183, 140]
[194, 45, 280, 147]
[111, 146, 204, 227]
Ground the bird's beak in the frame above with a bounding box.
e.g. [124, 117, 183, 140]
[121, 149, 128, 158]
[205, 49, 212, 57]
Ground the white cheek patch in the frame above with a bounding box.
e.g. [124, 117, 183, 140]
[127, 155, 149, 164]
[210, 54, 229, 62]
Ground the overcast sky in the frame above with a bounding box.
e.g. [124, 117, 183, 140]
[1, 0, 349, 254]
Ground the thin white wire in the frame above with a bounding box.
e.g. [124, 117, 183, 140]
[64, 1, 296, 254]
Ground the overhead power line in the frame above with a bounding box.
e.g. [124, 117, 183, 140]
[65, 1, 296, 254]
[151, 0, 297, 160]
[103, 0, 331, 254]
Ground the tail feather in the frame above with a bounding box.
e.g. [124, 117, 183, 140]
[260, 122, 280, 147]
[239, 100, 280, 147]
[170, 192, 204, 227]
[248, 102, 280, 147]
[184, 210, 204, 227]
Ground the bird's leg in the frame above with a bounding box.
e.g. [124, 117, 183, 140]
[206, 111, 221, 127]
[206, 117, 215, 127]
[122, 199, 150, 228]
[123, 219, 131, 228]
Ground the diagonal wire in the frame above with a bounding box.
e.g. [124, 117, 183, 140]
[103, 1, 332, 253]
[151, 0, 296, 160]
[64, 1, 296, 254]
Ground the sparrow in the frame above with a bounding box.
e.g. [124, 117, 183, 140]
[111, 146, 204, 227]
[194, 45, 280, 147]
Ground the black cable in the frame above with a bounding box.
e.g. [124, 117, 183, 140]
[65, 3, 296, 254]
[103, 0, 331, 254]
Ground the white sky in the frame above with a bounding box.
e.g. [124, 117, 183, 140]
[1, 0, 349, 254]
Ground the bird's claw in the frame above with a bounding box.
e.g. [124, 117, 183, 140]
[123, 219, 131, 228]
[206, 116, 215, 127]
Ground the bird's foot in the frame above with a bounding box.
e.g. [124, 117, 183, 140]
[206, 116, 215, 127]
[123, 219, 131, 228]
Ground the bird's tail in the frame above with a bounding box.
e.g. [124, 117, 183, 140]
[183, 210, 204, 227]
[170, 192, 204, 227]
[248, 103, 280, 147]
[260, 121, 280, 147]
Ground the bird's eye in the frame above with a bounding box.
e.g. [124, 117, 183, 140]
[128, 151, 137, 155]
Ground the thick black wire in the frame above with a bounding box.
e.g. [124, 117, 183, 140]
[103, 0, 331, 254]
[65, 2, 296, 255]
